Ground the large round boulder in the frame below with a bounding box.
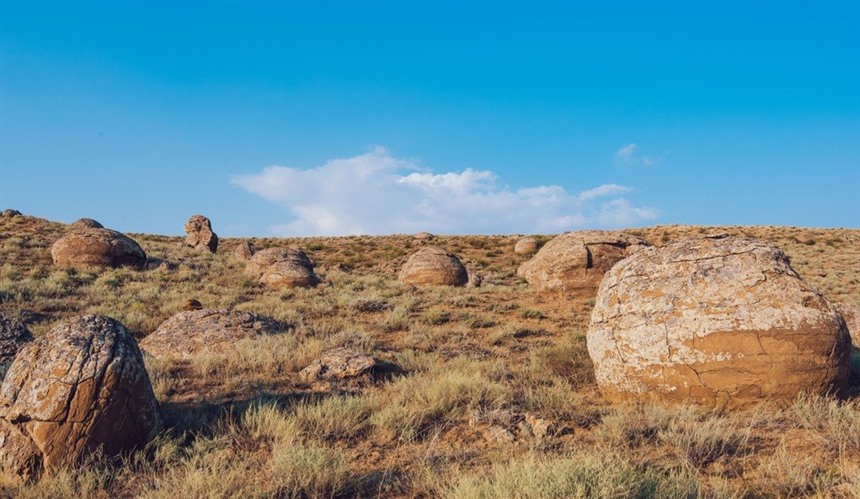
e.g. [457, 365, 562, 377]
[514, 237, 539, 255]
[399, 246, 468, 287]
[517, 230, 647, 293]
[245, 248, 319, 288]
[139, 309, 285, 358]
[587, 237, 851, 409]
[0, 316, 33, 370]
[51, 226, 146, 268]
[184, 214, 218, 253]
[0, 315, 161, 477]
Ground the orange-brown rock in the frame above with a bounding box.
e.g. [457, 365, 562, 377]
[139, 309, 285, 358]
[300, 348, 378, 382]
[514, 237, 539, 255]
[245, 248, 318, 288]
[51, 226, 146, 268]
[833, 302, 860, 376]
[182, 299, 203, 311]
[184, 214, 218, 253]
[70, 218, 103, 229]
[587, 237, 850, 409]
[517, 230, 647, 293]
[0, 315, 33, 369]
[234, 240, 256, 260]
[399, 246, 468, 287]
[0, 315, 161, 478]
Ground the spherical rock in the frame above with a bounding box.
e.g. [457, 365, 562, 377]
[182, 299, 203, 311]
[245, 248, 318, 288]
[514, 237, 539, 255]
[0, 316, 33, 369]
[414, 232, 435, 241]
[399, 246, 468, 287]
[51, 227, 146, 268]
[139, 309, 285, 358]
[70, 218, 103, 229]
[517, 231, 647, 293]
[183, 214, 218, 253]
[0, 315, 161, 477]
[587, 237, 851, 409]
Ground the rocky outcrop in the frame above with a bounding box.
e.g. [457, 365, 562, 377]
[234, 241, 256, 260]
[587, 237, 850, 409]
[1, 210, 21, 218]
[70, 218, 103, 229]
[0, 315, 161, 478]
[0, 316, 33, 370]
[414, 232, 435, 242]
[300, 348, 378, 382]
[183, 215, 218, 253]
[139, 309, 285, 358]
[517, 231, 647, 293]
[514, 237, 539, 255]
[245, 248, 319, 288]
[51, 225, 146, 269]
[399, 246, 468, 287]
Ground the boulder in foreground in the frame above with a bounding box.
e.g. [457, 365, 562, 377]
[51, 224, 146, 269]
[587, 237, 850, 409]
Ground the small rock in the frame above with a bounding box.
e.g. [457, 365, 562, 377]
[467, 273, 483, 288]
[182, 299, 203, 311]
[1, 210, 21, 218]
[184, 215, 218, 253]
[70, 218, 103, 229]
[300, 348, 378, 382]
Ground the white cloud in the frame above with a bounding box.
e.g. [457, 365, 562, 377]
[615, 143, 639, 161]
[231, 147, 658, 236]
[615, 142, 663, 166]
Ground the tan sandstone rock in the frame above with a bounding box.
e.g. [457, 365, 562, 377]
[234, 241, 256, 260]
[399, 246, 468, 287]
[139, 309, 285, 358]
[245, 248, 319, 288]
[0, 315, 161, 477]
[514, 237, 539, 255]
[51, 225, 147, 268]
[70, 218, 103, 229]
[517, 230, 647, 293]
[587, 237, 850, 409]
[0, 316, 33, 369]
[299, 348, 378, 382]
[184, 214, 218, 253]
[833, 302, 860, 376]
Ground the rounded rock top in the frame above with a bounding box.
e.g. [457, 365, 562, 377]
[245, 247, 319, 288]
[399, 246, 468, 287]
[587, 236, 850, 409]
[51, 226, 147, 269]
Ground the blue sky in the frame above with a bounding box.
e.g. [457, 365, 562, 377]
[1, 1, 858, 236]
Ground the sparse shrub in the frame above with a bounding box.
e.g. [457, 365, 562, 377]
[521, 309, 545, 319]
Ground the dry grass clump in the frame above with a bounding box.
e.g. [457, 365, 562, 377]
[1, 215, 859, 497]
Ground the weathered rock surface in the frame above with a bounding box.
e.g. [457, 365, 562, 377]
[0, 316, 33, 368]
[300, 348, 378, 381]
[414, 232, 435, 241]
[399, 246, 468, 287]
[517, 231, 647, 293]
[234, 241, 256, 260]
[2, 209, 21, 218]
[51, 226, 146, 268]
[514, 237, 539, 255]
[587, 237, 851, 409]
[0, 315, 161, 477]
[182, 299, 203, 311]
[183, 214, 218, 253]
[833, 302, 859, 346]
[139, 309, 284, 358]
[245, 248, 319, 288]
[70, 218, 103, 229]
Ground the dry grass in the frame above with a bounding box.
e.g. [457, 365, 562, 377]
[0, 214, 859, 497]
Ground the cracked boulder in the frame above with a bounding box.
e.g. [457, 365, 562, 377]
[245, 248, 319, 288]
[184, 214, 218, 253]
[587, 237, 851, 409]
[139, 309, 285, 358]
[399, 246, 468, 287]
[517, 231, 647, 293]
[0, 315, 161, 478]
[51, 225, 146, 269]
[0, 315, 33, 371]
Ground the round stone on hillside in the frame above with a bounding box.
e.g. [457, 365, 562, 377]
[517, 230, 647, 293]
[399, 246, 468, 287]
[0, 315, 160, 477]
[70, 218, 103, 229]
[245, 248, 319, 288]
[514, 237, 539, 255]
[51, 226, 147, 268]
[139, 309, 285, 358]
[587, 237, 850, 409]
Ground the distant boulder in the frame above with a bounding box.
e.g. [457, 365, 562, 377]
[139, 309, 285, 358]
[234, 240, 256, 260]
[587, 237, 851, 409]
[182, 298, 203, 311]
[517, 230, 647, 293]
[0, 315, 160, 478]
[1, 210, 21, 218]
[414, 232, 435, 241]
[70, 218, 103, 229]
[399, 246, 468, 287]
[300, 348, 379, 382]
[51, 225, 146, 269]
[514, 237, 539, 255]
[184, 214, 218, 253]
[0, 316, 33, 372]
[245, 248, 319, 288]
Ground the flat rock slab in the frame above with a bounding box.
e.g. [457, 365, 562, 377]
[300, 348, 379, 381]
